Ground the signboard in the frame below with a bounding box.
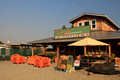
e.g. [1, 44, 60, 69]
[74, 60, 80, 67]
[54, 26, 90, 39]
[66, 55, 73, 73]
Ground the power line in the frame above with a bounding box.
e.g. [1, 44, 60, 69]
[73, 0, 90, 12]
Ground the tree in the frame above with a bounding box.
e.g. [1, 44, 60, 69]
[0, 41, 4, 44]
[62, 25, 66, 29]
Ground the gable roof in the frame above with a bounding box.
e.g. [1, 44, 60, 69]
[68, 13, 120, 29]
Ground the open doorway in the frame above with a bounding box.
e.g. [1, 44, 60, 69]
[75, 46, 84, 57]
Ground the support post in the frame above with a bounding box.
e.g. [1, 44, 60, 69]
[84, 46, 87, 55]
[43, 46, 46, 53]
[109, 44, 111, 62]
[57, 46, 60, 60]
[19, 46, 21, 49]
[32, 46, 34, 56]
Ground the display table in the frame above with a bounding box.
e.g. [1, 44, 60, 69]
[81, 59, 106, 66]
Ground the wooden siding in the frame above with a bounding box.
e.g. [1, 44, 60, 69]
[73, 15, 118, 31]
[96, 18, 102, 31]
[73, 16, 103, 31]
[102, 19, 118, 31]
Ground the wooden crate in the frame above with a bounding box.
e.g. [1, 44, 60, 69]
[114, 58, 120, 67]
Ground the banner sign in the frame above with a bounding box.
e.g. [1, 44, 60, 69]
[66, 55, 73, 73]
[54, 26, 90, 39]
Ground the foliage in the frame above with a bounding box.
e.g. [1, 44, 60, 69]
[5, 56, 10, 60]
[0, 56, 3, 60]
[62, 25, 66, 29]
[110, 53, 115, 61]
[37, 53, 55, 58]
[0, 56, 5, 60]
[0, 56, 10, 60]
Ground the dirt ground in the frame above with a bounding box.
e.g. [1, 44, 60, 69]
[0, 61, 120, 80]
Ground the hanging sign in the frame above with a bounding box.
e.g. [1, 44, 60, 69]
[54, 26, 90, 39]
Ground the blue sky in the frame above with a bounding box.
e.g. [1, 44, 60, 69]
[0, 0, 120, 44]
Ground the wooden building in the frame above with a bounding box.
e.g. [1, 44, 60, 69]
[28, 13, 120, 59]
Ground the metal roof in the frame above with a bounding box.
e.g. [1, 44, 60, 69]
[28, 31, 120, 44]
[68, 13, 120, 29]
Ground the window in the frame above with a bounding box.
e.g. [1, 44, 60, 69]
[84, 21, 89, 26]
[1, 48, 6, 55]
[78, 22, 82, 27]
[91, 20, 96, 29]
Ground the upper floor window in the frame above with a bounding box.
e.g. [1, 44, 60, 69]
[84, 21, 89, 26]
[78, 22, 82, 27]
[91, 20, 96, 29]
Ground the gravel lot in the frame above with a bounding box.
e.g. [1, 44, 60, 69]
[0, 61, 120, 80]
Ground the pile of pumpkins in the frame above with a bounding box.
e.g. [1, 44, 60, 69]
[11, 54, 51, 68]
[57, 55, 68, 70]
[27, 55, 51, 68]
[11, 54, 26, 64]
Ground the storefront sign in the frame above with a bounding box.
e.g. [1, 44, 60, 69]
[74, 60, 80, 67]
[66, 55, 73, 73]
[54, 26, 90, 39]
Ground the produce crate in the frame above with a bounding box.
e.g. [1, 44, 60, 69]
[114, 58, 120, 67]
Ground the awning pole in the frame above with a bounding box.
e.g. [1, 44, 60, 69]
[84, 46, 87, 55]
[109, 41, 111, 62]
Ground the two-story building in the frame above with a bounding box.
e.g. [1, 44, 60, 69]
[28, 13, 120, 59]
